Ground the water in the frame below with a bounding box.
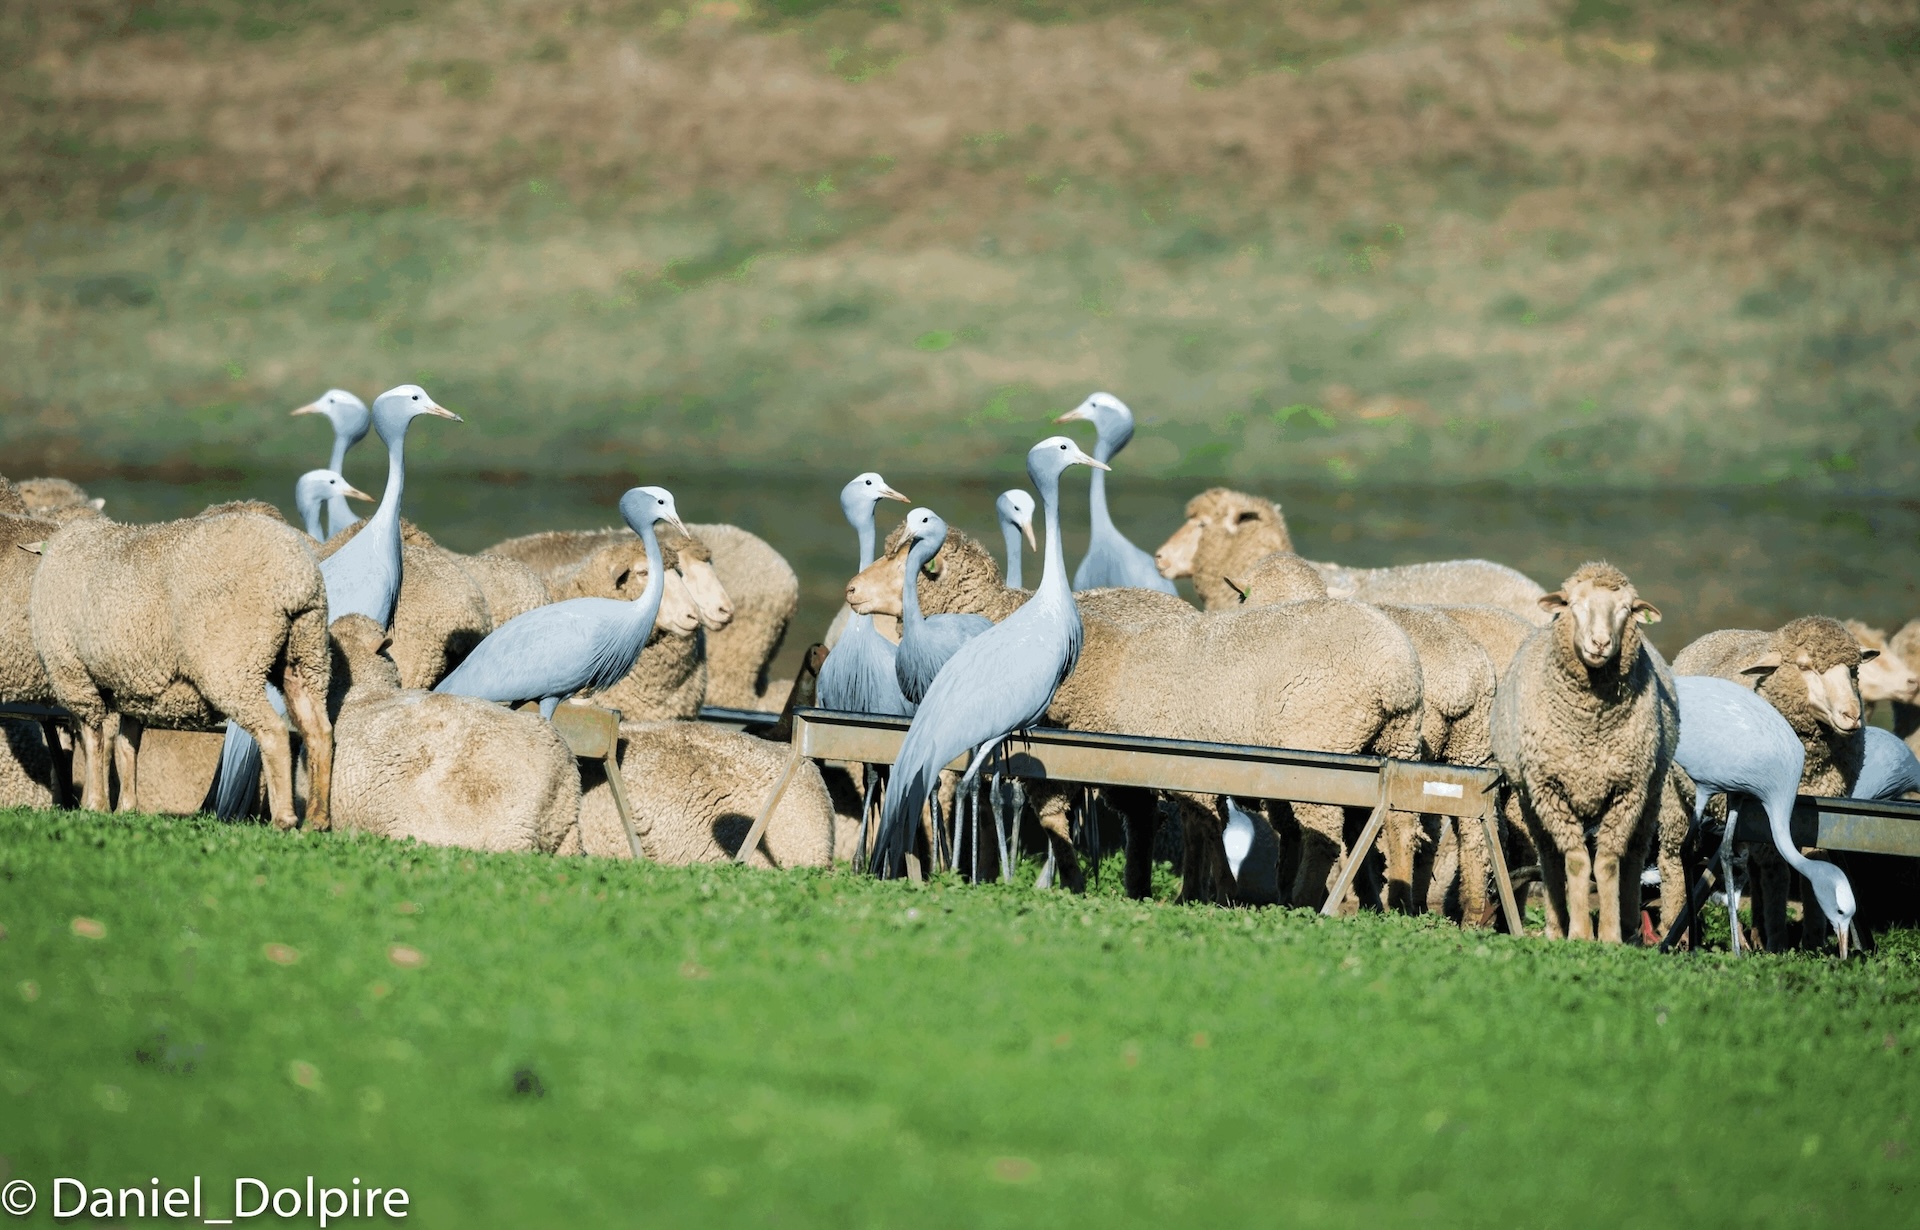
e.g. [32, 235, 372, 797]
[80, 469, 1920, 690]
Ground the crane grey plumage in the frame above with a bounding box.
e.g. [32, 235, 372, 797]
[995, 488, 1036, 590]
[815, 472, 914, 717]
[293, 470, 371, 541]
[1675, 674, 1858, 957]
[869, 436, 1108, 878]
[893, 508, 992, 705]
[1852, 725, 1920, 801]
[212, 386, 458, 819]
[291, 389, 371, 539]
[1056, 392, 1177, 594]
[435, 486, 685, 719]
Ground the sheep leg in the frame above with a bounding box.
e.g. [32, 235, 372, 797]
[111, 715, 142, 813]
[1033, 785, 1085, 892]
[226, 688, 299, 831]
[1289, 803, 1347, 912]
[1454, 815, 1494, 926]
[1381, 810, 1432, 915]
[281, 670, 333, 832]
[1749, 843, 1791, 952]
[76, 716, 112, 813]
[1101, 787, 1158, 900]
[1175, 794, 1229, 905]
[1593, 823, 1630, 945]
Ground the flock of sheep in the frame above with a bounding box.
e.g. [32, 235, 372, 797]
[2, 386, 1917, 957]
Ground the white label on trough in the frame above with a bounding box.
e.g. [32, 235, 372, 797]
[1422, 781, 1465, 799]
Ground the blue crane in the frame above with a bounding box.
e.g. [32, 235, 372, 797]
[995, 488, 1036, 589]
[815, 472, 914, 717]
[293, 470, 371, 541]
[290, 389, 371, 538]
[1055, 392, 1177, 594]
[211, 385, 459, 819]
[893, 508, 992, 706]
[1674, 674, 1857, 957]
[435, 486, 684, 720]
[1852, 725, 1920, 801]
[869, 436, 1107, 879]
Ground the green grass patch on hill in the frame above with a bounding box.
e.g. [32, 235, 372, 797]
[2, 806, 1918, 1226]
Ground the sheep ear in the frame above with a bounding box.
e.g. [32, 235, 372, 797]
[1538, 591, 1568, 614]
[1859, 649, 1880, 663]
[1740, 651, 1783, 677]
[1223, 576, 1249, 603]
[1631, 599, 1661, 625]
[610, 560, 631, 587]
[378, 636, 395, 656]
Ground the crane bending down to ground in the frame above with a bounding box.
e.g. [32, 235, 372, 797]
[1674, 674, 1858, 956]
[996, 489, 1036, 590]
[212, 385, 460, 819]
[1055, 392, 1177, 594]
[435, 486, 684, 719]
[869, 436, 1107, 879]
[291, 389, 371, 539]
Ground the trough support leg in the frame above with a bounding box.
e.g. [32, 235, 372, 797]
[1660, 864, 1721, 953]
[737, 745, 804, 866]
[1323, 776, 1394, 919]
[603, 746, 647, 862]
[1481, 808, 1525, 937]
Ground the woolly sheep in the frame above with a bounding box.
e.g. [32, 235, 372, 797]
[320, 518, 491, 688]
[323, 615, 581, 853]
[687, 522, 799, 710]
[1238, 550, 1497, 918]
[0, 510, 61, 707]
[1154, 487, 1549, 624]
[1841, 620, 1920, 708]
[482, 525, 734, 630]
[573, 719, 836, 867]
[1491, 562, 1677, 942]
[16, 477, 106, 523]
[545, 536, 708, 720]
[1890, 619, 1920, 754]
[30, 508, 334, 828]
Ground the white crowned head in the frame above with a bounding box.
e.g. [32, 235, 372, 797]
[996, 488, 1037, 551]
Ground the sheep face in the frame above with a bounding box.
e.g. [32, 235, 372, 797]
[678, 558, 735, 631]
[845, 546, 907, 618]
[1540, 568, 1658, 669]
[1154, 518, 1204, 579]
[1844, 622, 1918, 703]
[1746, 655, 1868, 734]
[1154, 488, 1286, 581]
[659, 571, 703, 637]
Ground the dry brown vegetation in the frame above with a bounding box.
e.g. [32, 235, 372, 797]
[1, 0, 1917, 486]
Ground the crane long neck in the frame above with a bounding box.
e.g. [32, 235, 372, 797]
[1001, 521, 1024, 589]
[324, 431, 360, 535]
[1763, 785, 1816, 878]
[855, 511, 876, 571]
[369, 425, 407, 532]
[1036, 472, 1069, 602]
[299, 496, 325, 541]
[1087, 463, 1114, 536]
[902, 538, 932, 631]
[633, 519, 666, 617]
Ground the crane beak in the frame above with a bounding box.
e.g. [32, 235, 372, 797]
[290, 401, 326, 417]
[1021, 519, 1037, 552]
[1838, 924, 1851, 961]
[342, 485, 374, 503]
[664, 515, 689, 538]
[879, 486, 910, 504]
[1054, 406, 1092, 424]
[422, 400, 462, 421]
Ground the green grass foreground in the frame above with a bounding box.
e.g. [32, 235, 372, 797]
[2, 806, 1918, 1227]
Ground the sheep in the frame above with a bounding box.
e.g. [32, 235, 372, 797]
[848, 528, 1426, 908]
[573, 719, 836, 867]
[321, 615, 580, 852]
[1841, 620, 1920, 711]
[127, 729, 225, 815]
[1238, 550, 1497, 918]
[1154, 487, 1549, 624]
[687, 522, 799, 710]
[1, 511, 61, 707]
[454, 552, 549, 624]
[1490, 562, 1677, 942]
[29, 507, 334, 829]
[545, 536, 709, 720]
[0, 720, 55, 809]
[16, 477, 106, 523]
[1891, 619, 1920, 754]
[1672, 617, 1872, 949]
[319, 518, 491, 688]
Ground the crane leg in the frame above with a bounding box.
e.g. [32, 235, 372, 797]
[1720, 806, 1743, 957]
[539, 696, 560, 721]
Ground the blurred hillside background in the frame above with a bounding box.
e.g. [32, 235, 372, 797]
[4, 0, 1918, 488]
